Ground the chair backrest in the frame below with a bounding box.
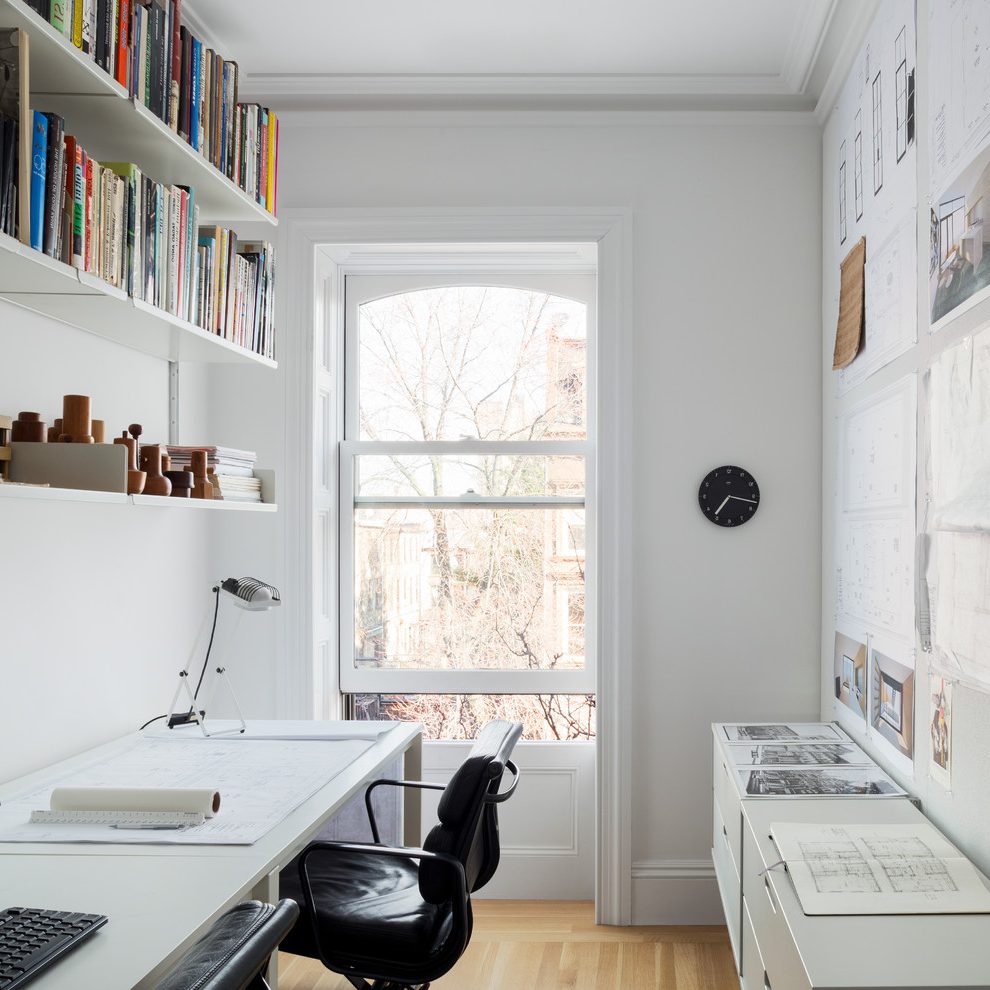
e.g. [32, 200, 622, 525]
[419, 720, 523, 904]
[156, 899, 299, 990]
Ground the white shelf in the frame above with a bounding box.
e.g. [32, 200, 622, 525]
[1, 0, 276, 226]
[131, 494, 276, 512]
[0, 233, 276, 367]
[0, 483, 127, 504]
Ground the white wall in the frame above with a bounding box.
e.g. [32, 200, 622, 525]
[220, 111, 824, 921]
[0, 304, 261, 779]
[821, 0, 990, 878]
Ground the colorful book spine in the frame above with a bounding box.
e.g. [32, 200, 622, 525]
[189, 36, 200, 152]
[115, 0, 130, 87]
[72, 0, 83, 48]
[84, 153, 95, 272]
[29, 112, 47, 252]
[169, 0, 181, 130]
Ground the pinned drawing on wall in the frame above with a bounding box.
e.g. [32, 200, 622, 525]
[929, 673, 953, 789]
[827, 0, 917, 394]
[929, 1, 990, 330]
[833, 238, 867, 369]
[867, 635, 915, 774]
[833, 630, 868, 722]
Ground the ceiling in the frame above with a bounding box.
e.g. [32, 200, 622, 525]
[183, 0, 870, 111]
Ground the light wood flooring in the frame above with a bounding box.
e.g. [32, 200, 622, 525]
[277, 900, 738, 990]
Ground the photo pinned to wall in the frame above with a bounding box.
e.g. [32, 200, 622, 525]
[867, 634, 915, 775]
[929, 672, 953, 790]
[929, 1, 990, 330]
[833, 630, 868, 722]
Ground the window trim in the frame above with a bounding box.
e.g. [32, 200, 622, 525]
[339, 275, 597, 698]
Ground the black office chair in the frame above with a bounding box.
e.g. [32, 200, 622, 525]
[279, 719, 523, 990]
[155, 899, 299, 990]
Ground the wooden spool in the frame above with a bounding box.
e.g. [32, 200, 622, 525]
[12, 412, 46, 443]
[60, 395, 93, 444]
[91, 419, 106, 444]
[190, 449, 213, 500]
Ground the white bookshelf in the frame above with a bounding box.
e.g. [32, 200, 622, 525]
[0, 0, 278, 368]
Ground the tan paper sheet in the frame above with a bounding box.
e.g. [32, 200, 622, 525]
[833, 237, 866, 370]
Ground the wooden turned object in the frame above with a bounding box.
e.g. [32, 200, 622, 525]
[190, 450, 213, 500]
[164, 470, 193, 497]
[114, 432, 145, 494]
[12, 412, 46, 443]
[60, 395, 93, 443]
[139, 444, 171, 496]
[47, 418, 63, 443]
[91, 419, 106, 443]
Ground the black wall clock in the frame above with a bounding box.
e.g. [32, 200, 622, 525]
[698, 466, 760, 527]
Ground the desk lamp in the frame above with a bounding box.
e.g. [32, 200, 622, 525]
[166, 577, 281, 738]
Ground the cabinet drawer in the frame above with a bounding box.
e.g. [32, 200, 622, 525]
[713, 745, 742, 869]
[712, 801, 741, 971]
[713, 795, 740, 884]
[742, 822, 811, 990]
[740, 900, 765, 990]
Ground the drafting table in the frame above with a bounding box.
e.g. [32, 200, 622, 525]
[0, 721, 422, 989]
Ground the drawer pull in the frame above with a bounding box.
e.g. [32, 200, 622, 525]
[764, 971, 772, 990]
[722, 824, 729, 845]
[764, 876, 778, 914]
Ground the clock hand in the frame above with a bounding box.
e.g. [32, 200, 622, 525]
[727, 496, 757, 504]
[715, 496, 730, 515]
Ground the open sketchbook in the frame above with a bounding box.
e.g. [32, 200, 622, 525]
[770, 823, 990, 915]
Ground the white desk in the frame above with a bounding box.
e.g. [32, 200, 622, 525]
[0, 721, 422, 989]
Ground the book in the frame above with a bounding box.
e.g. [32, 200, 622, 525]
[41, 113, 63, 258]
[0, 29, 30, 246]
[49, 0, 68, 35]
[72, 0, 83, 49]
[31, 110, 48, 251]
[169, 0, 181, 130]
[115, 0, 130, 88]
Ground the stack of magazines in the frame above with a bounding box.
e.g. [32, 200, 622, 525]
[165, 445, 260, 502]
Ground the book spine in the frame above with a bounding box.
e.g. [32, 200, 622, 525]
[42, 115, 62, 258]
[177, 187, 187, 318]
[71, 144, 84, 268]
[169, 0, 181, 131]
[142, 6, 151, 106]
[49, 0, 67, 34]
[61, 134, 75, 259]
[84, 0, 95, 56]
[95, 0, 108, 72]
[72, 0, 83, 48]
[189, 37, 200, 152]
[29, 113, 47, 253]
[258, 109, 268, 206]
[114, 0, 129, 87]
[198, 43, 206, 155]
[129, 2, 140, 96]
[110, 0, 119, 79]
[84, 154, 94, 272]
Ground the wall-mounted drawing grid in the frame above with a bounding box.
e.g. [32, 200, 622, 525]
[896, 26, 908, 161]
[873, 71, 884, 194]
[855, 110, 865, 219]
[839, 142, 848, 243]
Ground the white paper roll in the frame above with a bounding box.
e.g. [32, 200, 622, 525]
[50, 786, 221, 818]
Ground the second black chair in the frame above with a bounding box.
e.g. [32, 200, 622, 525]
[279, 719, 523, 990]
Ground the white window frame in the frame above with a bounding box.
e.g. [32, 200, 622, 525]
[339, 272, 597, 698]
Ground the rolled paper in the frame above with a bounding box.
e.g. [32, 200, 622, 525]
[49, 786, 221, 818]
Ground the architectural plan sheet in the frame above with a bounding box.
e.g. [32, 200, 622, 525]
[720, 723, 846, 743]
[835, 376, 917, 644]
[0, 734, 375, 845]
[725, 741, 870, 767]
[928, 329, 990, 691]
[929, 1, 990, 327]
[770, 823, 990, 915]
[738, 766, 904, 799]
[147, 720, 396, 741]
[827, 0, 917, 393]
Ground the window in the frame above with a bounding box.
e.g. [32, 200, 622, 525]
[872, 72, 883, 194]
[838, 142, 848, 244]
[854, 110, 864, 220]
[895, 27, 908, 162]
[340, 274, 596, 739]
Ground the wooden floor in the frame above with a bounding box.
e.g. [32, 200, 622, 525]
[278, 900, 739, 990]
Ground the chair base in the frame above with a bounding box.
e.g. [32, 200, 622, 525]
[346, 980, 430, 990]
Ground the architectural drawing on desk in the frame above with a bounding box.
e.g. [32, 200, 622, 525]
[721, 723, 844, 743]
[739, 767, 903, 797]
[799, 839, 880, 893]
[833, 631, 868, 720]
[728, 742, 868, 767]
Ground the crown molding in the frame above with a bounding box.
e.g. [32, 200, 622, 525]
[814, 0, 882, 123]
[781, 0, 840, 95]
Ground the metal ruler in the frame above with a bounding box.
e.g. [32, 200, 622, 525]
[29, 809, 204, 828]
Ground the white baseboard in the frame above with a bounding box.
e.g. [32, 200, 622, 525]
[630, 858, 724, 924]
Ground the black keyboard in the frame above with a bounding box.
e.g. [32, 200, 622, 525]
[0, 908, 107, 989]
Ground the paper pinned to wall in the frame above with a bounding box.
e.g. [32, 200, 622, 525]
[834, 237, 867, 369]
[867, 633, 916, 773]
[929, 672, 953, 789]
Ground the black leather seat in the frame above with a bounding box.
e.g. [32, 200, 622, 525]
[155, 899, 299, 990]
[280, 719, 523, 990]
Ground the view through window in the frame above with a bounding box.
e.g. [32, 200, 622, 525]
[340, 278, 596, 740]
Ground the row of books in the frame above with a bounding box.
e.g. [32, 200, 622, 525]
[166, 445, 262, 502]
[29, 110, 276, 359]
[21, 0, 279, 215]
[0, 112, 16, 237]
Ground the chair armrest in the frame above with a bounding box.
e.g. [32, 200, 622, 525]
[485, 759, 520, 804]
[297, 840, 470, 968]
[365, 778, 445, 843]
